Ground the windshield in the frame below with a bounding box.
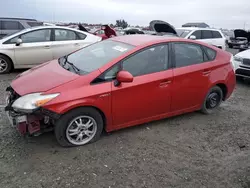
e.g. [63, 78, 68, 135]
[67, 40, 135, 74]
[176, 29, 192, 38]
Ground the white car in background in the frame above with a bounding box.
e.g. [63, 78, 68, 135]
[232, 49, 250, 79]
[0, 26, 101, 73]
[176, 27, 226, 50]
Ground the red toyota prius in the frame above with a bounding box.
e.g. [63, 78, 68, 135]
[5, 35, 236, 147]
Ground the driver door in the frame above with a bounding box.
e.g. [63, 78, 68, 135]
[14, 29, 53, 67]
[111, 44, 173, 128]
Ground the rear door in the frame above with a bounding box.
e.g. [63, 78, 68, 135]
[13, 28, 53, 66]
[201, 30, 213, 46]
[51, 28, 79, 59]
[211, 31, 225, 49]
[170, 42, 215, 112]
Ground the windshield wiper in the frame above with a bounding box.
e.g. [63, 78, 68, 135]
[60, 55, 80, 73]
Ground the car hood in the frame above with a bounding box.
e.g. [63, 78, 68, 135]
[11, 60, 79, 96]
[234, 29, 250, 41]
[149, 20, 177, 35]
[235, 49, 250, 59]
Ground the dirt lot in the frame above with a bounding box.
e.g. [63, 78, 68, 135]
[1, 48, 250, 188]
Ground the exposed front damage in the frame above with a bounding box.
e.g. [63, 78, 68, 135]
[228, 29, 250, 51]
[5, 86, 60, 136]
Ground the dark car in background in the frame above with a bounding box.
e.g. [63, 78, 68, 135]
[0, 17, 43, 39]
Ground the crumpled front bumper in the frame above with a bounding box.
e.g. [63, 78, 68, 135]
[5, 86, 60, 136]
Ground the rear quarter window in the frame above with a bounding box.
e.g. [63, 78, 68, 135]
[27, 22, 43, 27]
[203, 46, 216, 60]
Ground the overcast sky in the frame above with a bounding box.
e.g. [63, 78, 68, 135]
[1, 0, 249, 29]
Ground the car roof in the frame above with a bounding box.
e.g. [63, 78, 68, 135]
[0, 26, 92, 42]
[111, 34, 179, 46]
[0, 17, 37, 21]
[176, 27, 222, 32]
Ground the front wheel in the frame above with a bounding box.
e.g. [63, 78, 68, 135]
[201, 86, 223, 114]
[54, 107, 104, 147]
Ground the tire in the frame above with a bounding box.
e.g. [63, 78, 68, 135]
[0, 55, 12, 74]
[201, 86, 223, 114]
[54, 107, 104, 147]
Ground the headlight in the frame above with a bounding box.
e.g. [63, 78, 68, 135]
[12, 93, 59, 111]
[233, 56, 243, 62]
[232, 56, 243, 72]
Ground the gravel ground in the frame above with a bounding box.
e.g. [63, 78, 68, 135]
[1, 48, 250, 188]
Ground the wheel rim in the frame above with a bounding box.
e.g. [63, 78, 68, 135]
[66, 116, 97, 145]
[0, 58, 8, 73]
[206, 92, 220, 109]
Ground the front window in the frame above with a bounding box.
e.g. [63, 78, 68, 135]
[176, 29, 192, 38]
[66, 40, 135, 74]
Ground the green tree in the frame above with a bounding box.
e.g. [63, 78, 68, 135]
[115, 19, 128, 29]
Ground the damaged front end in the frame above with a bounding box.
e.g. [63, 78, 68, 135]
[5, 86, 60, 136]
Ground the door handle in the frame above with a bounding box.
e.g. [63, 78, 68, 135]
[203, 70, 211, 76]
[159, 80, 172, 87]
[44, 45, 50, 49]
[74, 43, 80, 46]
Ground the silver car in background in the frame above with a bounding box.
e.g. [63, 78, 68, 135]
[0, 26, 102, 73]
[0, 17, 43, 39]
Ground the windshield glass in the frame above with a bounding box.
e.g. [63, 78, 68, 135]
[176, 29, 192, 38]
[67, 40, 135, 74]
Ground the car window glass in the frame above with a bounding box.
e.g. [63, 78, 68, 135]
[76, 32, 86, 40]
[27, 22, 43, 27]
[20, 29, 51, 43]
[93, 63, 121, 83]
[190, 30, 201, 39]
[122, 44, 168, 77]
[174, 43, 204, 68]
[2, 21, 24, 30]
[202, 30, 213, 39]
[212, 31, 222, 38]
[203, 46, 216, 60]
[55, 29, 77, 41]
[96, 30, 104, 35]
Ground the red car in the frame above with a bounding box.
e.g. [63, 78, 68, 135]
[5, 35, 236, 147]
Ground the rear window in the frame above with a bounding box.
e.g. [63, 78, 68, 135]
[67, 40, 135, 73]
[27, 22, 43, 27]
[203, 46, 216, 60]
[176, 29, 192, 38]
[212, 31, 222, 38]
[202, 30, 213, 39]
[2, 21, 24, 30]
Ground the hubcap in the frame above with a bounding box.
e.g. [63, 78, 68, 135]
[66, 116, 97, 145]
[206, 92, 220, 109]
[0, 58, 8, 73]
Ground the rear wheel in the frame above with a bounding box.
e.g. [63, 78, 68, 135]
[54, 107, 104, 147]
[0, 55, 12, 74]
[201, 86, 223, 114]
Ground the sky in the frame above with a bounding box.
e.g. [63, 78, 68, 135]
[1, 0, 250, 29]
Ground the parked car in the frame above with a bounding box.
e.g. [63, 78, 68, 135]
[232, 49, 250, 79]
[176, 27, 226, 50]
[5, 35, 236, 147]
[0, 17, 43, 39]
[227, 29, 250, 51]
[0, 26, 101, 73]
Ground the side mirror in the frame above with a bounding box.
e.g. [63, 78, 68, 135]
[16, 38, 22, 46]
[114, 70, 133, 86]
[189, 35, 196, 40]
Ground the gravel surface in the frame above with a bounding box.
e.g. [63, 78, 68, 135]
[1, 48, 250, 188]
